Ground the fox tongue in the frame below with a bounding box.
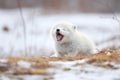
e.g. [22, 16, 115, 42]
[56, 33, 63, 41]
[57, 35, 62, 41]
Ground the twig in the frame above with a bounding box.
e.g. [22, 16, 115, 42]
[17, 0, 27, 56]
[94, 0, 120, 49]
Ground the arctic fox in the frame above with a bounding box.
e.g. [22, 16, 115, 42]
[50, 21, 96, 57]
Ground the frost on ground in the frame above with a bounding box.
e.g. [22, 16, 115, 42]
[0, 49, 120, 80]
[0, 9, 120, 57]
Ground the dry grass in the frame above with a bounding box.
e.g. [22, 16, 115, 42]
[0, 49, 120, 75]
[8, 49, 120, 62]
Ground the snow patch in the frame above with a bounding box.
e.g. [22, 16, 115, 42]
[17, 60, 31, 69]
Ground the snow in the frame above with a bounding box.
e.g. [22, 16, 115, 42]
[45, 60, 120, 80]
[0, 8, 120, 56]
[106, 52, 112, 56]
[0, 59, 120, 80]
[0, 8, 120, 80]
[0, 59, 8, 63]
[17, 60, 31, 69]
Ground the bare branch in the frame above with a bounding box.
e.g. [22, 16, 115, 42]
[17, 0, 27, 56]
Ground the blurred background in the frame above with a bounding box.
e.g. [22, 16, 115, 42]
[0, 0, 120, 57]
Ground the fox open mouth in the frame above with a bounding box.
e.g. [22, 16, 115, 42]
[56, 32, 64, 41]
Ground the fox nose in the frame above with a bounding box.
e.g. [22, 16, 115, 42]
[56, 29, 60, 32]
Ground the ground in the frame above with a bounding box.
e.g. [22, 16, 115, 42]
[0, 49, 120, 80]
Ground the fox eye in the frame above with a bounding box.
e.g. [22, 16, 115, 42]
[61, 27, 66, 31]
[63, 28, 66, 31]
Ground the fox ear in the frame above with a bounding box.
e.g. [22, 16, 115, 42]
[73, 25, 77, 30]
